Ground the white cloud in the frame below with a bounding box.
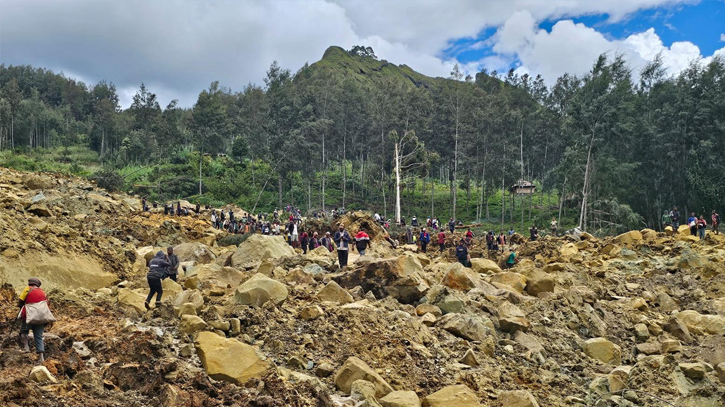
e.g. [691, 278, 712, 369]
[0, 0, 716, 107]
[488, 10, 723, 84]
[721, 33, 725, 42]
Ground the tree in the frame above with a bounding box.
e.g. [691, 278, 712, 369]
[390, 129, 427, 224]
[2, 79, 21, 148]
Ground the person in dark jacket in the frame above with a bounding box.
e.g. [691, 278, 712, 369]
[455, 240, 470, 267]
[145, 251, 170, 310]
[301, 232, 309, 254]
[419, 228, 431, 253]
[354, 230, 371, 255]
[333, 223, 352, 267]
[321, 232, 334, 252]
[309, 232, 320, 252]
[166, 247, 180, 282]
[18, 278, 49, 361]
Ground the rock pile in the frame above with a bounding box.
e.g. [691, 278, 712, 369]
[1, 168, 725, 406]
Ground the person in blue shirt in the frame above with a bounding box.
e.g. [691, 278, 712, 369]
[687, 212, 698, 236]
[419, 228, 430, 253]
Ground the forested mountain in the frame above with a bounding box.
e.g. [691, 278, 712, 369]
[1, 46, 724, 233]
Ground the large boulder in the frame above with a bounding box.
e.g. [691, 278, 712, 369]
[173, 242, 216, 264]
[469, 258, 501, 274]
[117, 288, 148, 313]
[438, 313, 494, 342]
[498, 390, 540, 407]
[335, 255, 429, 304]
[316, 281, 354, 304]
[676, 310, 725, 335]
[613, 230, 643, 246]
[0, 253, 117, 293]
[422, 385, 481, 407]
[380, 391, 421, 407]
[172, 289, 205, 311]
[185, 264, 245, 289]
[559, 243, 579, 258]
[231, 235, 295, 266]
[194, 331, 270, 385]
[334, 356, 394, 398]
[497, 301, 530, 333]
[179, 315, 207, 334]
[234, 273, 288, 307]
[441, 263, 482, 292]
[29, 365, 58, 383]
[525, 273, 555, 297]
[489, 272, 527, 294]
[584, 337, 622, 365]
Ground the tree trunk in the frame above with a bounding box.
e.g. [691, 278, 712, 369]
[430, 174, 435, 218]
[579, 133, 596, 231]
[394, 142, 401, 224]
[198, 148, 203, 196]
[342, 127, 347, 208]
[558, 176, 567, 228]
[278, 175, 283, 209]
[322, 133, 326, 211]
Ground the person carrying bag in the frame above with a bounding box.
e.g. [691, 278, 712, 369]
[17, 278, 54, 363]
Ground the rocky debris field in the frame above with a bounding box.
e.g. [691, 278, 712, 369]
[1, 167, 724, 407]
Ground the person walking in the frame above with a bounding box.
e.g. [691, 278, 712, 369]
[309, 232, 320, 251]
[166, 247, 179, 282]
[529, 225, 539, 241]
[334, 223, 352, 267]
[17, 278, 53, 363]
[711, 210, 720, 235]
[321, 232, 334, 252]
[550, 218, 558, 236]
[697, 215, 707, 240]
[687, 212, 698, 236]
[438, 230, 446, 253]
[455, 240, 470, 267]
[419, 228, 431, 253]
[406, 227, 414, 244]
[448, 218, 456, 233]
[301, 232, 309, 254]
[486, 231, 494, 251]
[145, 251, 170, 310]
[354, 229, 371, 256]
[411, 216, 418, 227]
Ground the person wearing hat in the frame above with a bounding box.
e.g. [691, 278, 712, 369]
[333, 223, 352, 267]
[17, 278, 49, 361]
[320, 231, 334, 252]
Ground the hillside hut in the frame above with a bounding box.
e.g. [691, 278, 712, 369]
[510, 180, 536, 195]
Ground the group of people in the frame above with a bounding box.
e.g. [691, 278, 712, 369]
[145, 247, 180, 309]
[662, 207, 720, 239]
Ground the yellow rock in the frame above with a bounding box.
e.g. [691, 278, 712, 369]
[613, 230, 643, 246]
[489, 272, 527, 294]
[422, 385, 481, 407]
[584, 337, 622, 365]
[194, 331, 270, 385]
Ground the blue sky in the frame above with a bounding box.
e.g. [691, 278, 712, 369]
[444, 0, 725, 76]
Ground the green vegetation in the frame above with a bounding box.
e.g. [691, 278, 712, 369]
[1, 47, 723, 236]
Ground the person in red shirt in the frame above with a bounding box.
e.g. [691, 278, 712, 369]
[438, 230, 446, 253]
[17, 278, 49, 361]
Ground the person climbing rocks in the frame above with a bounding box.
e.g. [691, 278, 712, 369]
[438, 229, 446, 253]
[17, 278, 53, 363]
[687, 212, 698, 236]
[406, 227, 414, 244]
[486, 230, 494, 250]
[465, 228, 474, 240]
[697, 215, 707, 240]
[455, 240, 470, 267]
[354, 229, 371, 256]
[661, 210, 671, 230]
[166, 247, 179, 282]
[334, 223, 352, 267]
[506, 251, 519, 269]
[550, 218, 558, 236]
[671, 207, 681, 232]
[711, 210, 720, 235]
[145, 251, 170, 310]
[411, 216, 418, 227]
[529, 225, 539, 241]
[419, 228, 431, 253]
[448, 218, 456, 233]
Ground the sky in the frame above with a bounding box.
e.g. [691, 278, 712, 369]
[1, 0, 724, 108]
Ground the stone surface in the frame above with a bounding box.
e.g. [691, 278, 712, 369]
[459, 349, 479, 367]
[441, 263, 482, 292]
[498, 390, 540, 407]
[299, 305, 324, 320]
[194, 331, 270, 385]
[422, 385, 481, 407]
[335, 255, 429, 304]
[29, 365, 58, 383]
[234, 273, 289, 307]
[179, 315, 207, 334]
[525, 273, 555, 297]
[117, 288, 148, 312]
[379, 391, 421, 407]
[317, 281, 354, 304]
[231, 234, 296, 266]
[613, 230, 643, 246]
[679, 363, 706, 380]
[677, 310, 725, 335]
[489, 272, 527, 294]
[664, 316, 693, 343]
[607, 366, 633, 392]
[497, 301, 530, 333]
[173, 242, 216, 264]
[584, 337, 622, 365]
[438, 313, 494, 342]
[334, 356, 393, 398]
[469, 258, 501, 274]
[172, 290, 205, 311]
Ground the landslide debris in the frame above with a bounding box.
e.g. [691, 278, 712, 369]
[1, 168, 725, 407]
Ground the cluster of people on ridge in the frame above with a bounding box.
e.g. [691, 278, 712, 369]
[661, 207, 720, 239]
